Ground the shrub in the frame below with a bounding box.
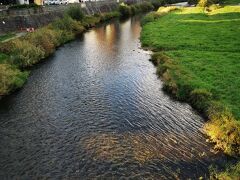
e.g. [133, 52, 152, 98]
[10, 39, 44, 67]
[204, 101, 240, 156]
[190, 88, 212, 113]
[25, 28, 59, 56]
[66, 6, 85, 21]
[151, 0, 166, 9]
[100, 11, 120, 21]
[51, 15, 85, 36]
[0, 64, 28, 95]
[119, 3, 132, 18]
[138, 2, 154, 12]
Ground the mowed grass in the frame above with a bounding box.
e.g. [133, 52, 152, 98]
[141, 6, 240, 119]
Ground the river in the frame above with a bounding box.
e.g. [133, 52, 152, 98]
[0, 16, 227, 179]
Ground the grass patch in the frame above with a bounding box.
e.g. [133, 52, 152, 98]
[141, 6, 240, 156]
[119, 2, 154, 18]
[0, 33, 15, 42]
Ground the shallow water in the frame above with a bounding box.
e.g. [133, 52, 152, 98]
[0, 17, 227, 179]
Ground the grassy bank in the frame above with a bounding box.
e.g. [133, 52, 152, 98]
[141, 6, 240, 156]
[0, 2, 155, 96]
[0, 1, 161, 96]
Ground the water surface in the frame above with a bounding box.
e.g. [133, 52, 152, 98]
[0, 17, 227, 179]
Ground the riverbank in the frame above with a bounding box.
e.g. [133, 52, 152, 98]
[0, 2, 154, 97]
[141, 1, 240, 166]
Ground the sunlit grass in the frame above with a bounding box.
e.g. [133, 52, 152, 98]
[141, 6, 240, 120]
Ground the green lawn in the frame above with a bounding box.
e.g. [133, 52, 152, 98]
[141, 6, 240, 119]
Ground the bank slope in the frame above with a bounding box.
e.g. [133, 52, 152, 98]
[141, 6, 240, 156]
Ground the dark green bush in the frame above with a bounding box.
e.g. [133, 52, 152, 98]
[119, 4, 132, 18]
[190, 88, 212, 113]
[151, 0, 166, 9]
[100, 11, 120, 21]
[51, 15, 85, 36]
[66, 6, 85, 21]
[138, 2, 154, 12]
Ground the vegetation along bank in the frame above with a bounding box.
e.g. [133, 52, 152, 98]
[141, 1, 240, 178]
[0, 2, 154, 97]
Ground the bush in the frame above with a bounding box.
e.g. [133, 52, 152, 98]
[10, 39, 44, 67]
[151, 0, 166, 9]
[25, 28, 59, 56]
[66, 6, 85, 21]
[51, 15, 85, 36]
[138, 2, 154, 12]
[190, 88, 212, 113]
[204, 101, 240, 156]
[119, 3, 132, 18]
[100, 11, 120, 21]
[0, 64, 28, 95]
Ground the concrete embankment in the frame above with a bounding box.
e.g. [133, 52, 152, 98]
[0, 1, 118, 34]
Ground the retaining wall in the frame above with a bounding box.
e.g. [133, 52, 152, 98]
[0, 1, 118, 34]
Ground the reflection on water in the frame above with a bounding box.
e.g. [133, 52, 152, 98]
[0, 16, 227, 179]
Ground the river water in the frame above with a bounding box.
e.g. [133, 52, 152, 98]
[0, 17, 227, 179]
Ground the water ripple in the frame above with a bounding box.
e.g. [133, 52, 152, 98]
[0, 16, 227, 179]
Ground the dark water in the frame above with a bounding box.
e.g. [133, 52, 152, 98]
[0, 17, 227, 179]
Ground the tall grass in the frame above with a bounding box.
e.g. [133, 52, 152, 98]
[66, 6, 85, 21]
[119, 2, 154, 18]
[0, 2, 153, 96]
[0, 64, 28, 95]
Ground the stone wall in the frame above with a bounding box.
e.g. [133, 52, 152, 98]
[0, 1, 118, 34]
